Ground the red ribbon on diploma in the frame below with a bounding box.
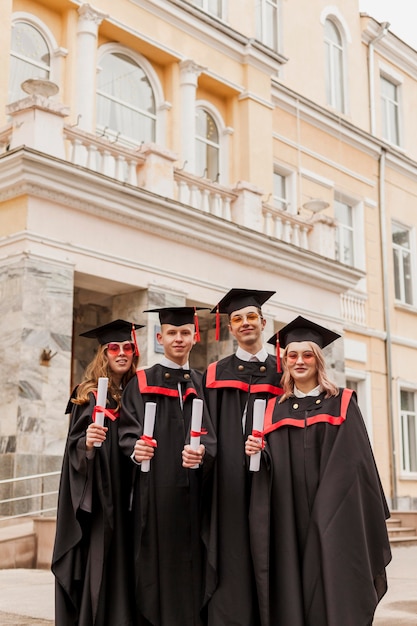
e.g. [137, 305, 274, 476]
[190, 427, 208, 438]
[92, 406, 119, 422]
[140, 434, 157, 447]
[252, 429, 265, 449]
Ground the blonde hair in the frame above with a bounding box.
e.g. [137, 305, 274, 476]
[279, 341, 339, 402]
[73, 345, 138, 410]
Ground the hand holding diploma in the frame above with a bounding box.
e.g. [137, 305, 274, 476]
[93, 377, 108, 448]
[182, 398, 205, 469]
[139, 402, 157, 472]
[246, 398, 266, 471]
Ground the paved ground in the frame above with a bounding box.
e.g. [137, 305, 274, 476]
[0, 545, 415, 624]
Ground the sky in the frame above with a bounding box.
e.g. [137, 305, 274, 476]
[358, 0, 417, 50]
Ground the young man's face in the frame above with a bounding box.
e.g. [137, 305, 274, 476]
[157, 323, 196, 366]
[228, 305, 266, 350]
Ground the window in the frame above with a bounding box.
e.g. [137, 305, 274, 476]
[273, 172, 287, 210]
[192, 0, 224, 18]
[96, 52, 156, 145]
[335, 199, 354, 266]
[392, 223, 414, 305]
[256, 0, 279, 51]
[9, 21, 50, 103]
[195, 108, 220, 181]
[400, 390, 417, 473]
[324, 19, 344, 112]
[381, 75, 400, 145]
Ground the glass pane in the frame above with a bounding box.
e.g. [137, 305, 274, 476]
[392, 224, 410, 248]
[9, 23, 50, 103]
[11, 23, 50, 65]
[403, 251, 413, 305]
[335, 200, 352, 226]
[408, 414, 417, 472]
[324, 19, 341, 46]
[393, 248, 402, 299]
[401, 390, 414, 411]
[264, 2, 278, 50]
[97, 53, 155, 143]
[381, 76, 396, 100]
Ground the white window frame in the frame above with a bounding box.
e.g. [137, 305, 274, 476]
[273, 165, 296, 214]
[10, 13, 65, 103]
[97, 43, 166, 147]
[398, 385, 417, 477]
[392, 220, 416, 306]
[256, 0, 280, 52]
[320, 8, 350, 115]
[380, 66, 403, 147]
[195, 100, 229, 185]
[334, 193, 365, 270]
[345, 368, 373, 443]
[191, 0, 226, 19]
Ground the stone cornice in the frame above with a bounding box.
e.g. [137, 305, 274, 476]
[0, 147, 363, 293]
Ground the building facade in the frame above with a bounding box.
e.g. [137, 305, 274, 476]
[0, 0, 417, 512]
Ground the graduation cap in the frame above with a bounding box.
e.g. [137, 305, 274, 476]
[143, 307, 208, 342]
[210, 289, 275, 341]
[267, 315, 341, 372]
[80, 319, 144, 356]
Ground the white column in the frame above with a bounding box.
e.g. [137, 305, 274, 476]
[179, 60, 205, 174]
[75, 4, 107, 132]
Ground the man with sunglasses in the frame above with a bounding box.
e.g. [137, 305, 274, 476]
[119, 306, 216, 626]
[202, 289, 282, 626]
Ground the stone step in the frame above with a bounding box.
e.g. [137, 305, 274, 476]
[389, 535, 417, 547]
[0, 522, 36, 569]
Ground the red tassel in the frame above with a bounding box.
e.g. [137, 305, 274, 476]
[132, 325, 140, 358]
[276, 338, 281, 373]
[215, 306, 220, 341]
[194, 307, 201, 342]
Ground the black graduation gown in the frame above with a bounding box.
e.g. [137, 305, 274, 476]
[249, 388, 392, 626]
[52, 394, 135, 626]
[202, 354, 282, 626]
[118, 365, 216, 626]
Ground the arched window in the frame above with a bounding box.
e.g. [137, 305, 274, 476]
[96, 52, 156, 145]
[9, 21, 50, 103]
[195, 108, 219, 181]
[324, 19, 344, 112]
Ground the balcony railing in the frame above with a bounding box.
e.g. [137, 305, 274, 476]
[262, 203, 311, 250]
[174, 169, 237, 220]
[341, 290, 367, 326]
[64, 125, 146, 185]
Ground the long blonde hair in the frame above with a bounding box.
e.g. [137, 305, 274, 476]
[279, 341, 339, 402]
[73, 345, 138, 410]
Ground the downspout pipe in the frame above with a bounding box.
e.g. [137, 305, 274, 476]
[379, 148, 398, 509]
[368, 22, 390, 134]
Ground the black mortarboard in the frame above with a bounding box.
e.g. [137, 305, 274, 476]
[80, 319, 144, 349]
[210, 289, 275, 316]
[143, 307, 208, 341]
[267, 315, 341, 350]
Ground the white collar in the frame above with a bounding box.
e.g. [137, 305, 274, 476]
[160, 357, 189, 370]
[293, 384, 322, 398]
[236, 346, 269, 362]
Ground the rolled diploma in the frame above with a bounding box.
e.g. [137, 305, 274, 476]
[189, 398, 204, 469]
[249, 398, 266, 471]
[94, 377, 108, 448]
[141, 402, 157, 473]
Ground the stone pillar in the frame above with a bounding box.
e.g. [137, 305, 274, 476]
[179, 60, 205, 174]
[0, 255, 74, 515]
[307, 214, 337, 259]
[7, 94, 69, 159]
[137, 143, 178, 198]
[231, 180, 264, 231]
[76, 3, 107, 132]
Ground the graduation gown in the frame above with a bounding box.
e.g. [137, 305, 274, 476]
[52, 394, 135, 626]
[249, 388, 392, 626]
[118, 364, 216, 626]
[202, 354, 282, 626]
